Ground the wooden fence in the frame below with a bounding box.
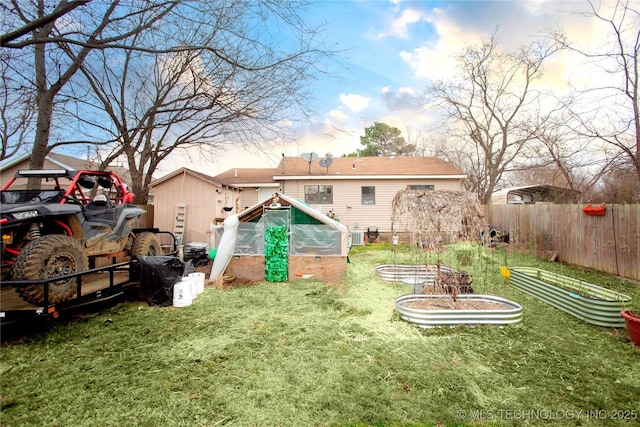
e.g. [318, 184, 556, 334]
[484, 204, 639, 281]
[135, 204, 154, 229]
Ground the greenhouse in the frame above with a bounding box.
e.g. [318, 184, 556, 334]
[220, 193, 350, 283]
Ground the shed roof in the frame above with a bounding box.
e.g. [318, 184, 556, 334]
[213, 168, 280, 186]
[150, 167, 241, 191]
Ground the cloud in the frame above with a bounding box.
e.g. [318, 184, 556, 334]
[397, 5, 485, 82]
[329, 108, 349, 123]
[378, 7, 428, 39]
[380, 86, 422, 112]
[339, 93, 371, 113]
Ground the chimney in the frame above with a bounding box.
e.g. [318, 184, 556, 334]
[233, 169, 238, 177]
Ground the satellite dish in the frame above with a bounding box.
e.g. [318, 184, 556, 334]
[319, 157, 333, 167]
[300, 152, 318, 162]
[319, 157, 333, 174]
[301, 152, 318, 174]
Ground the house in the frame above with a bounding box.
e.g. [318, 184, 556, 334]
[215, 156, 466, 240]
[490, 185, 580, 205]
[0, 152, 132, 189]
[223, 192, 350, 283]
[212, 167, 280, 208]
[149, 167, 243, 245]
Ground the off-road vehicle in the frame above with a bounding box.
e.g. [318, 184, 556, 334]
[1, 169, 161, 305]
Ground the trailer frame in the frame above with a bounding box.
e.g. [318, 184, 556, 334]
[1, 229, 177, 326]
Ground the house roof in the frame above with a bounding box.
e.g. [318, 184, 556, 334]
[0, 151, 133, 184]
[213, 168, 280, 186]
[275, 156, 465, 179]
[213, 156, 466, 185]
[150, 167, 242, 191]
[238, 192, 349, 234]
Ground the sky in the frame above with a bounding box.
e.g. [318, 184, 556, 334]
[135, 1, 623, 177]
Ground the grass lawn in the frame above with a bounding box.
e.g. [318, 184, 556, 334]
[1, 244, 639, 426]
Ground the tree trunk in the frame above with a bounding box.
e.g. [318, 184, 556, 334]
[30, 92, 54, 171]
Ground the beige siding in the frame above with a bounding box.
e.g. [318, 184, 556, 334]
[239, 191, 260, 210]
[153, 173, 240, 243]
[1, 159, 66, 188]
[280, 178, 462, 232]
[233, 186, 279, 211]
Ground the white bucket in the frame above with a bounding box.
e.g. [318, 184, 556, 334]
[173, 280, 193, 307]
[185, 276, 198, 299]
[189, 272, 205, 295]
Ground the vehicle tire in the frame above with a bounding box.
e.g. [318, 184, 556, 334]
[12, 235, 88, 305]
[132, 232, 162, 257]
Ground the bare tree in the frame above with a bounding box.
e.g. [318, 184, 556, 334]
[429, 33, 562, 203]
[424, 134, 476, 192]
[0, 0, 90, 47]
[0, 48, 36, 160]
[69, 1, 327, 203]
[552, 0, 640, 185]
[595, 165, 640, 202]
[531, 115, 619, 201]
[1, 0, 180, 176]
[2, 1, 329, 199]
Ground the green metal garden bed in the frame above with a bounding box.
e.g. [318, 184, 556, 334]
[509, 267, 631, 328]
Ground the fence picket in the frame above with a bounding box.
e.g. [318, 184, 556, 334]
[485, 204, 639, 281]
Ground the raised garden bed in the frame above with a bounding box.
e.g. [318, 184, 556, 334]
[509, 267, 631, 328]
[377, 264, 473, 295]
[395, 294, 523, 328]
[375, 264, 455, 283]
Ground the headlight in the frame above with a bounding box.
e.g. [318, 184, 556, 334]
[13, 210, 39, 219]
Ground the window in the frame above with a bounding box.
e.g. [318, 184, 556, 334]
[361, 186, 375, 205]
[408, 184, 434, 191]
[304, 185, 333, 204]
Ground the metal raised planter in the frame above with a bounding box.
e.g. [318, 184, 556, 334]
[509, 267, 631, 328]
[375, 264, 456, 283]
[395, 294, 523, 328]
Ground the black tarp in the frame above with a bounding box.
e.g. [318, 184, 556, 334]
[136, 256, 185, 306]
[183, 243, 210, 267]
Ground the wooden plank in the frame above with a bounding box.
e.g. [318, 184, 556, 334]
[1, 272, 130, 311]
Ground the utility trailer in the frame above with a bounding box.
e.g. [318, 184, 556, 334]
[1, 169, 182, 326]
[1, 230, 178, 326]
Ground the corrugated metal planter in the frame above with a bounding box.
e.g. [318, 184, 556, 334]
[509, 267, 631, 328]
[395, 294, 523, 328]
[375, 264, 455, 283]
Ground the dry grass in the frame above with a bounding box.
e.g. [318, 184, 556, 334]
[1, 243, 639, 426]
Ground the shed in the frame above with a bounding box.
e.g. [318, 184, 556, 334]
[150, 168, 242, 244]
[222, 192, 350, 283]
